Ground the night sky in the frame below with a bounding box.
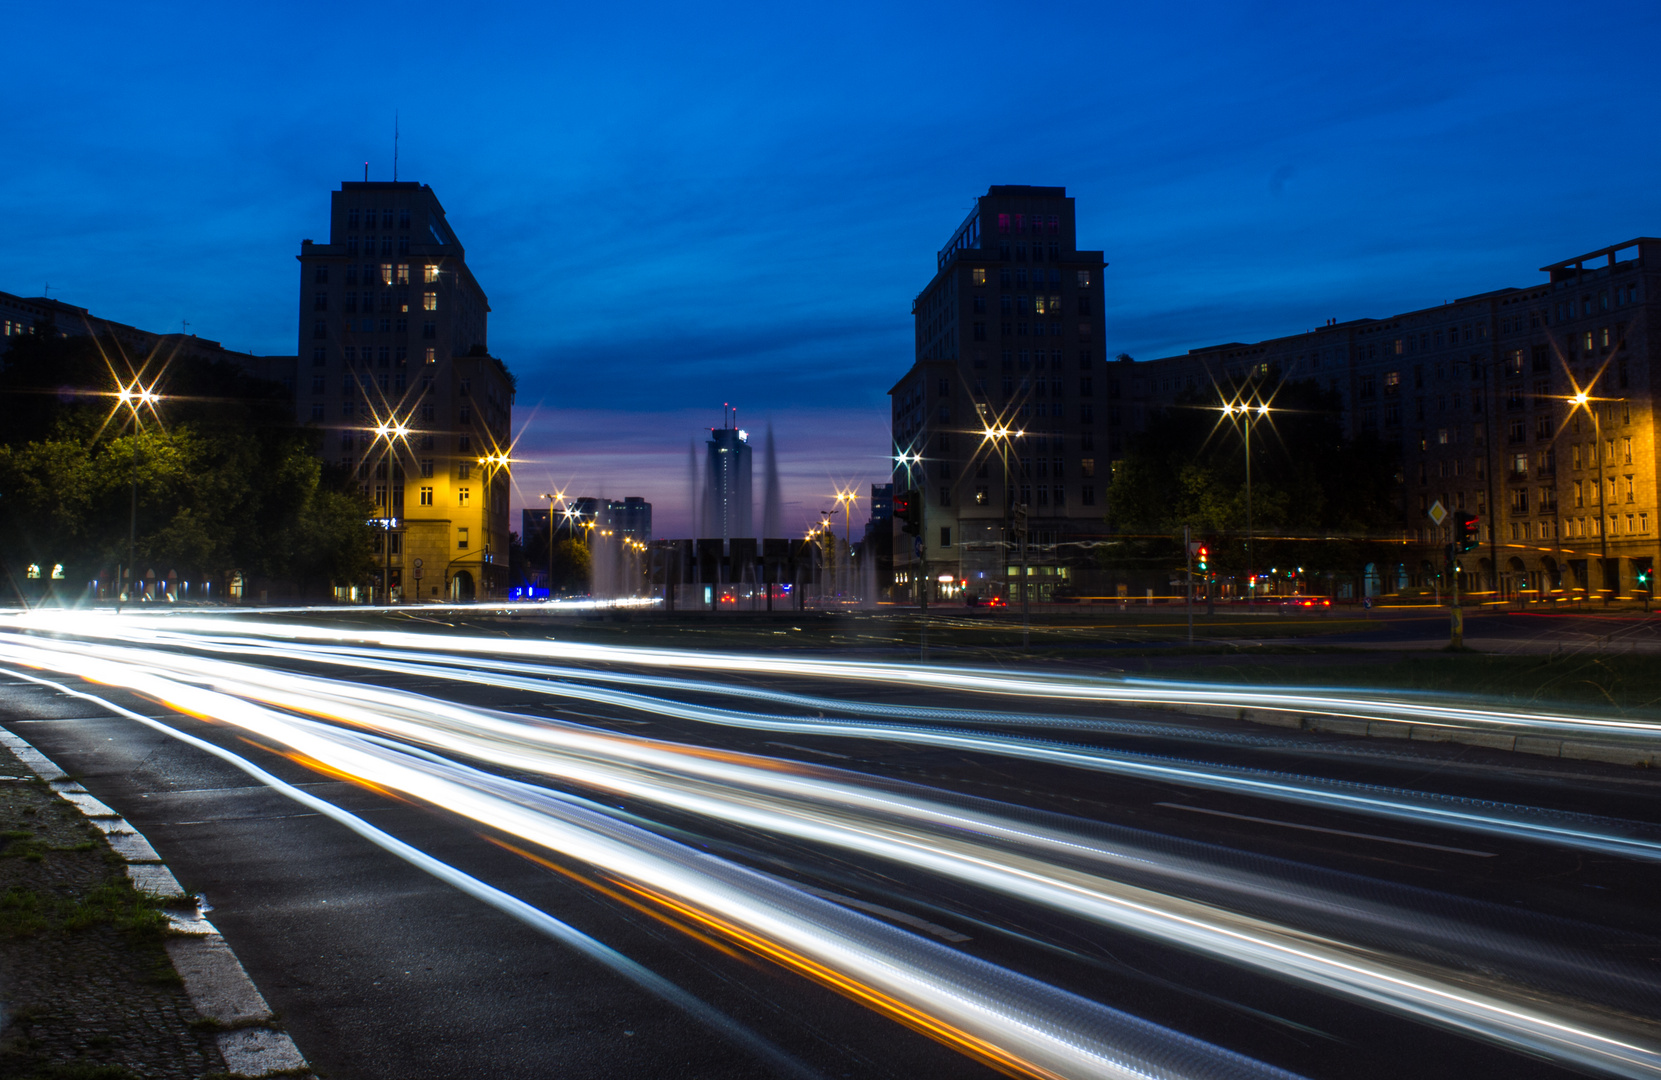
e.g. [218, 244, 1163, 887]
[4, 1, 1658, 537]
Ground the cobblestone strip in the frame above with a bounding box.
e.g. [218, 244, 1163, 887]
[0, 727, 313, 1079]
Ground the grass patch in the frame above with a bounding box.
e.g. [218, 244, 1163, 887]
[1166, 653, 1661, 714]
[0, 879, 170, 940]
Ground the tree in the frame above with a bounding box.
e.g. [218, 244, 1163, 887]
[0, 333, 376, 599]
[550, 538, 592, 595]
[1103, 377, 1401, 591]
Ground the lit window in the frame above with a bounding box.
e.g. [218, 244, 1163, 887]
[424, 347, 436, 364]
[395, 264, 409, 285]
[420, 486, 434, 506]
[971, 268, 985, 285]
[424, 264, 439, 284]
[457, 488, 470, 507]
[1076, 271, 1091, 287]
[457, 527, 469, 549]
[381, 264, 393, 285]
[423, 292, 437, 311]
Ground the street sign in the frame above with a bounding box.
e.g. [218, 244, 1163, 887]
[414, 568, 423, 580]
[1427, 499, 1447, 526]
[413, 558, 423, 568]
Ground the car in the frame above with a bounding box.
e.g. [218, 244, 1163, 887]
[1279, 596, 1332, 610]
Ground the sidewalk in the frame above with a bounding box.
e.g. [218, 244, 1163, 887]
[0, 727, 312, 1080]
[0, 741, 224, 1078]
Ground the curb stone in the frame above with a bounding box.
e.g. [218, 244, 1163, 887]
[1145, 702, 1658, 766]
[0, 727, 314, 1080]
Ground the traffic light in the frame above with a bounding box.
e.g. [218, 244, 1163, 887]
[1639, 566, 1654, 590]
[1196, 544, 1208, 572]
[1453, 511, 1479, 554]
[897, 490, 922, 537]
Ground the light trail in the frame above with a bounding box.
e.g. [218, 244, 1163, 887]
[2, 625, 1661, 1076]
[9, 624, 1660, 867]
[0, 658, 1300, 1080]
[11, 607, 1661, 745]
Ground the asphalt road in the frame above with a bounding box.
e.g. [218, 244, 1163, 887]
[4, 610, 1661, 1080]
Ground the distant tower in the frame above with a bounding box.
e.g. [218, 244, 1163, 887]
[703, 405, 753, 543]
[762, 424, 782, 540]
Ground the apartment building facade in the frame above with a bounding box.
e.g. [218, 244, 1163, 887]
[295, 181, 515, 601]
[1126, 238, 1658, 600]
[889, 185, 1107, 602]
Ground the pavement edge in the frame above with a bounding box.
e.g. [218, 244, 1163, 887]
[0, 727, 314, 1080]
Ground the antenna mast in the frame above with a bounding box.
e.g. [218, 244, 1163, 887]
[394, 111, 399, 182]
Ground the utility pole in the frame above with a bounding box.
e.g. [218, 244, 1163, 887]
[1184, 525, 1194, 644]
[1017, 503, 1029, 648]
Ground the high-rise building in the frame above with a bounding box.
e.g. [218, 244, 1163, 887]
[296, 181, 515, 601]
[703, 412, 753, 542]
[1126, 237, 1659, 600]
[614, 496, 653, 544]
[889, 186, 1107, 602]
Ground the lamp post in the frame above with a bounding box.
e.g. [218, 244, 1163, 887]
[371, 419, 411, 604]
[980, 422, 1024, 607]
[1221, 395, 1270, 610]
[1570, 389, 1624, 603]
[539, 491, 564, 601]
[114, 382, 160, 610]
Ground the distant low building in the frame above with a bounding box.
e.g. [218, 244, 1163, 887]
[0, 289, 296, 389]
[1124, 237, 1660, 601]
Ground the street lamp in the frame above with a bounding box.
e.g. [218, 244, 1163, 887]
[370, 417, 413, 604]
[114, 380, 161, 609]
[1568, 388, 1625, 603]
[539, 490, 564, 601]
[1220, 393, 1271, 609]
[981, 422, 1025, 608]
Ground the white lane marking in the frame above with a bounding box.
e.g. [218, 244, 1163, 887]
[1155, 802, 1498, 857]
[795, 885, 971, 942]
[763, 741, 851, 760]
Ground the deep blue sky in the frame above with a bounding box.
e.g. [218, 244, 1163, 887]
[5, 1, 1659, 536]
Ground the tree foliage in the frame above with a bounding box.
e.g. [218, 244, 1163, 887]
[0, 332, 375, 597]
[1103, 377, 1402, 584]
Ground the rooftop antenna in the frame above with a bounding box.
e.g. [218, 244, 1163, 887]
[394, 111, 399, 182]
[42, 281, 50, 298]
[364, 161, 369, 182]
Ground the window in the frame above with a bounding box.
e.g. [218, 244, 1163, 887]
[425, 347, 436, 364]
[972, 268, 986, 285]
[311, 346, 326, 366]
[940, 526, 951, 547]
[313, 265, 329, 284]
[421, 402, 435, 422]
[424, 264, 439, 283]
[997, 213, 1010, 234]
[1081, 485, 1095, 506]
[458, 435, 471, 452]
[420, 458, 434, 478]
[460, 406, 472, 424]
[459, 462, 473, 480]
[423, 292, 438, 311]
[380, 264, 393, 285]
[1076, 271, 1091, 287]
[938, 487, 951, 507]
[457, 527, 469, 549]
[423, 322, 436, 339]
[310, 403, 325, 420]
[312, 320, 327, 340]
[457, 487, 471, 506]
